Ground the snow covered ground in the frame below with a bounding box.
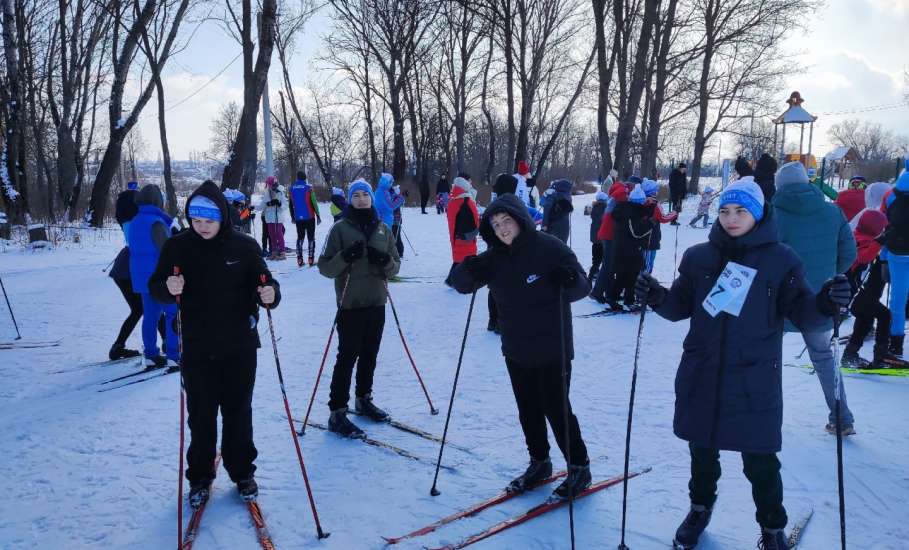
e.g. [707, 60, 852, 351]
[1, 192, 906, 549]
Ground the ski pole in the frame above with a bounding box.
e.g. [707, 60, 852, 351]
[832, 309, 847, 550]
[174, 266, 185, 549]
[259, 275, 330, 539]
[557, 287, 576, 550]
[402, 228, 418, 257]
[102, 256, 116, 273]
[300, 273, 351, 434]
[385, 280, 439, 415]
[430, 289, 477, 496]
[672, 223, 679, 281]
[0, 275, 21, 340]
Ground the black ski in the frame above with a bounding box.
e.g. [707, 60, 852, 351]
[99, 363, 169, 385]
[97, 366, 179, 392]
[52, 356, 142, 375]
[0, 338, 62, 349]
[347, 410, 473, 453]
[576, 306, 642, 319]
[295, 419, 456, 471]
[787, 508, 813, 548]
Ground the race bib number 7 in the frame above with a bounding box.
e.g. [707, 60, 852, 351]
[702, 261, 757, 318]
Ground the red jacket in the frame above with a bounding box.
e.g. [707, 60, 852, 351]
[596, 182, 629, 241]
[447, 193, 479, 263]
[835, 188, 865, 223]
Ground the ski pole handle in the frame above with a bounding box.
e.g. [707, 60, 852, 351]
[173, 266, 181, 306]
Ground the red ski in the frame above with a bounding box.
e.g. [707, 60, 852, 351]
[246, 500, 277, 550]
[428, 468, 651, 550]
[382, 471, 569, 545]
[181, 455, 222, 550]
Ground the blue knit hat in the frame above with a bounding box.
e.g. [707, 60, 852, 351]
[641, 178, 659, 197]
[188, 196, 222, 222]
[127, 181, 138, 190]
[627, 175, 643, 185]
[348, 179, 376, 205]
[629, 184, 646, 204]
[719, 177, 764, 222]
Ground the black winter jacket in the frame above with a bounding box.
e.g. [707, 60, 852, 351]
[610, 201, 652, 274]
[115, 190, 139, 226]
[149, 181, 281, 359]
[589, 200, 607, 243]
[669, 169, 687, 199]
[652, 210, 828, 453]
[451, 194, 590, 367]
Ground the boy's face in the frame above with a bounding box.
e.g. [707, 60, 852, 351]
[192, 217, 220, 240]
[491, 212, 521, 246]
[718, 204, 756, 237]
[351, 190, 372, 209]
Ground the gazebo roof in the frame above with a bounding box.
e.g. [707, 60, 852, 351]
[773, 91, 817, 124]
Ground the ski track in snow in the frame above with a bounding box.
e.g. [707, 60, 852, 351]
[1, 193, 907, 549]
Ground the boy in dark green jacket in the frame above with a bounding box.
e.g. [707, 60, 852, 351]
[317, 179, 401, 438]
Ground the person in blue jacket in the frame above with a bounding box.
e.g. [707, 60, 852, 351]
[127, 184, 179, 368]
[884, 160, 909, 358]
[635, 179, 851, 550]
[289, 170, 322, 267]
[374, 173, 404, 230]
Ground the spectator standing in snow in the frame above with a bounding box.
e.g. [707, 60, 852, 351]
[634, 178, 850, 550]
[668, 163, 687, 222]
[391, 184, 405, 259]
[589, 180, 628, 304]
[418, 177, 431, 214]
[446, 174, 480, 286]
[834, 176, 867, 223]
[150, 180, 280, 508]
[259, 176, 287, 260]
[689, 186, 719, 228]
[128, 184, 179, 369]
[607, 184, 652, 309]
[541, 179, 573, 244]
[513, 160, 532, 207]
[451, 194, 592, 501]
[436, 176, 450, 214]
[753, 154, 778, 203]
[883, 161, 909, 361]
[588, 191, 608, 281]
[289, 171, 322, 267]
[642, 178, 679, 273]
[773, 161, 857, 435]
[317, 180, 401, 439]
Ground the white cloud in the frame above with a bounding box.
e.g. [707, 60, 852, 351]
[867, 0, 909, 16]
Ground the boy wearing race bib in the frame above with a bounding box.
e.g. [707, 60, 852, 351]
[634, 179, 851, 550]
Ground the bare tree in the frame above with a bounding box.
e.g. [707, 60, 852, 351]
[209, 101, 242, 161]
[1, 0, 25, 215]
[828, 119, 909, 161]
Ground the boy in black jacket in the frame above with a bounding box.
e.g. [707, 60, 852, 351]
[149, 180, 281, 508]
[451, 194, 592, 500]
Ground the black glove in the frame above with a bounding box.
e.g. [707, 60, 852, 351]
[463, 255, 492, 283]
[340, 240, 365, 263]
[549, 266, 577, 288]
[817, 274, 852, 316]
[882, 262, 890, 284]
[634, 272, 666, 306]
[266, 199, 280, 206]
[367, 246, 391, 267]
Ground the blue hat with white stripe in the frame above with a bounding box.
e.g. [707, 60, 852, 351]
[188, 196, 222, 222]
[719, 176, 764, 222]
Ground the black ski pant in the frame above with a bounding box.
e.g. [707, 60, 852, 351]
[419, 187, 429, 213]
[260, 217, 270, 255]
[328, 306, 386, 411]
[688, 443, 787, 530]
[183, 348, 258, 484]
[610, 265, 639, 305]
[295, 219, 316, 260]
[488, 292, 498, 327]
[445, 262, 460, 287]
[848, 300, 890, 359]
[505, 359, 589, 467]
[589, 242, 603, 279]
[671, 193, 684, 214]
[392, 223, 404, 258]
[113, 277, 164, 348]
[590, 240, 613, 300]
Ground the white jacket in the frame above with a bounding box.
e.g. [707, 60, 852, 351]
[258, 187, 286, 224]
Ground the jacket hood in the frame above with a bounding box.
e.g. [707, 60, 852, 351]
[136, 184, 164, 208]
[708, 204, 779, 252]
[552, 179, 573, 194]
[494, 173, 518, 196]
[754, 154, 778, 183]
[378, 173, 394, 190]
[772, 180, 826, 216]
[186, 181, 233, 239]
[480, 194, 536, 249]
[865, 181, 890, 210]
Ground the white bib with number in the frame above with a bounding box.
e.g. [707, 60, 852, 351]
[702, 261, 757, 318]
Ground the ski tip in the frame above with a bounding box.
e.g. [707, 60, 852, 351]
[431, 408, 440, 415]
[430, 487, 441, 497]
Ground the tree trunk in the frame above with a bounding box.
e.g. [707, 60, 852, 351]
[154, 74, 177, 216]
[641, 0, 679, 177]
[503, 6, 516, 171]
[1, 0, 24, 217]
[592, 0, 613, 176]
[689, 6, 717, 193]
[481, 32, 496, 186]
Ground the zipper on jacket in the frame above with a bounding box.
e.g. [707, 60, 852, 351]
[709, 315, 727, 449]
[766, 283, 772, 327]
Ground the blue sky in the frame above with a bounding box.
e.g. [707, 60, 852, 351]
[134, 0, 909, 162]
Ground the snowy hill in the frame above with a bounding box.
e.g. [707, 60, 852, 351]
[1, 194, 906, 549]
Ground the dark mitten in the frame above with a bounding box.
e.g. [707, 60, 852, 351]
[463, 255, 492, 283]
[367, 246, 391, 267]
[341, 240, 365, 263]
[817, 274, 852, 316]
[634, 272, 666, 306]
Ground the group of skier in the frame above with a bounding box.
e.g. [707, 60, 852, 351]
[103, 155, 909, 549]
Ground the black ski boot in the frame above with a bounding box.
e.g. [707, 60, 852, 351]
[552, 463, 592, 500]
[355, 393, 389, 421]
[328, 408, 365, 439]
[889, 334, 905, 357]
[757, 527, 789, 549]
[109, 344, 141, 361]
[188, 481, 212, 509]
[825, 421, 856, 436]
[672, 504, 713, 549]
[840, 348, 871, 369]
[506, 457, 553, 493]
[237, 477, 258, 501]
[874, 352, 909, 369]
[487, 319, 500, 334]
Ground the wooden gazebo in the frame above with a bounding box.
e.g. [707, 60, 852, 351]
[773, 91, 817, 166]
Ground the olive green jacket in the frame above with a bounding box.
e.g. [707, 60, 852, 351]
[317, 216, 401, 309]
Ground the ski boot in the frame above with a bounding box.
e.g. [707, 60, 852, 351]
[355, 393, 389, 422]
[328, 408, 365, 439]
[552, 463, 592, 500]
[297, 256, 304, 267]
[607, 301, 624, 312]
[825, 421, 856, 436]
[144, 356, 166, 369]
[673, 504, 713, 549]
[109, 344, 141, 361]
[840, 348, 871, 369]
[236, 477, 258, 501]
[889, 334, 904, 357]
[308, 255, 315, 267]
[757, 527, 789, 550]
[165, 358, 181, 373]
[506, 457, 553, 493]
[188, 481, 212, 509]
[589, 293, 607, 304]
[874, 352, 909, 369]
[487, 319, 500, 334]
